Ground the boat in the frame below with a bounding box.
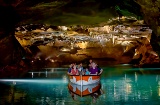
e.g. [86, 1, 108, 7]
[68, 75, 100, 85]
[68, 82, 101, 97]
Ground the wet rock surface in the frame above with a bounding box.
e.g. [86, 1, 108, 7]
[14, 19, 159, 68]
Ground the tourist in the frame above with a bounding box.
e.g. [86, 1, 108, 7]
[78, 62, 85, 75]
[67, 63, 73, 75]
[85, 68, 90, 75]
[77, 63, 83, 71]
[98, 67, 103, 75]
[86, 59, 93, 69]
[88, 59, 93, 68]
[71, 65, 79, 75]
[89, 62, 99, 75]
[95, 63, 103, 75]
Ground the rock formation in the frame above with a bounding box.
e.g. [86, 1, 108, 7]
[136, 0, 160, 58]
[0, 1, 27, 74]
[0, 0, 160, 71]
[14, 22, 159, 67]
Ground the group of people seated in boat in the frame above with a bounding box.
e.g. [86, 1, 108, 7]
[67, 59, 103, 75]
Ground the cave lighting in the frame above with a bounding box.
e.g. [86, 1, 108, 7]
[34, 52, 42, 59]
[158, 81, 160, 96]
[45, 54, 54, 60]
[60, 48, 70, 52]
[49, 59, 55, 62]
[0, 79, 68, 84]
[76, 41, 88, 49]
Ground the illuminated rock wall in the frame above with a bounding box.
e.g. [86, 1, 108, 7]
[136, 0, 160, 56]
[15, 23, 159, 66]
[0, 0, 160, 68]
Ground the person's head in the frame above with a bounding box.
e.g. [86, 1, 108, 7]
[86, 68, 88, 71]
[89, 59, 93, 63]
[69, 64, 73, 68]
[91, 62, 97, 68]
[72, 65, 77, 69]
[79, 63, 82, 66]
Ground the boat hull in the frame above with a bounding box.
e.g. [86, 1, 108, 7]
[68, 75, 100, 85]
[68, 82, 101, 97]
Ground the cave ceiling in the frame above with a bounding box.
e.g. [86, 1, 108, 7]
[14, 0, 156, 66]
[15, 0, 142, 26]
[1, 0, 160, 67]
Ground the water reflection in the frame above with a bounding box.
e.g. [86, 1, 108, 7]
[0, 67, 160, 105]
[68, 82, 103, 104]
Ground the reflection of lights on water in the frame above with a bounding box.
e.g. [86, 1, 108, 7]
[122, 64, 130, 66]
[156, 75, 159, 82]
[51, 69, 55, 72]
[46, 71, 47, 77]
[0, 79, 68, 84]
[113, 80, 116, 96]
[32, 72, 34, 78]
[124, 74, 132, 94]
[125, 83, 132, 94]
[62, 75, 68, 83]
[158, 81, 160, 96]
[135, 72, 137, 82]
[159, 87, 160, 96]
[56, 100, 65, 105]
[13, 81, 16, 85]
[38, 72, 41, 76]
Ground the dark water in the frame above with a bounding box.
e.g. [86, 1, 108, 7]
[0, 65, 160, 105]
